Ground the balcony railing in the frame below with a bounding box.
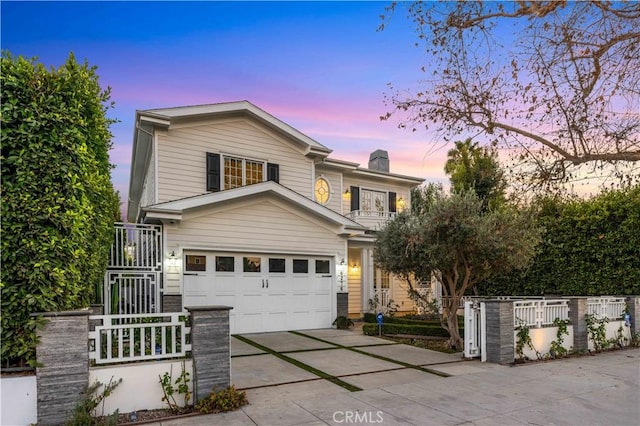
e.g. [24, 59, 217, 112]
[346, 210, 397, 230]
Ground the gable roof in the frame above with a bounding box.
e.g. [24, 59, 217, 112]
[141, 181, 367, 237]
[128, 100, 333, 222]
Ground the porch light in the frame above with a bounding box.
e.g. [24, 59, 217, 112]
[168, 250, 178, 267]
[396, 197, 406, 212]
[350, 263, 359, 273]
[343, 188, 351, 200]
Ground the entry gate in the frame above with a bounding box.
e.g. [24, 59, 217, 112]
[104, 223, 163, 314]
[464, 300, 484, 359]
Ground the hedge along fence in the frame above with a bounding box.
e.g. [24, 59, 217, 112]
[362, 322, 464, 338]
[1, 53, 120, 367]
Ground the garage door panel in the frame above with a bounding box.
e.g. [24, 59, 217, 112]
[185, 252, 334, 334]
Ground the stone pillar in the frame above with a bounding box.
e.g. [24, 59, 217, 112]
[484, 300, 514, 364]
[162, 294, 183, 312]
[32, 310, 90, 425]
[626, 296, 640, 335]
[568, 297, 588, 352]
[186, 306, 233, 403]
[337, 293, 348, 318]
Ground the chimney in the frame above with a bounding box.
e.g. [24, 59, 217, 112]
[368, 149, 389, 172]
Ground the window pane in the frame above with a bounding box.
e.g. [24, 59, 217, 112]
[185, 255, 206, 271]
[314, 178, 330, 204]
[293, 259, 308, 273]
[245, 160, 263, 185]
[216, 256, 234, 272]
[315, 260, 330, 274]
[269, 258, 286, 273]
[361, 190, 386, 213]
[243, 256, 261, 272]
[224, 157, 243, 189]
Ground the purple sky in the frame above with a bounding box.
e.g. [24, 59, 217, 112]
[2, 1, 452, 218]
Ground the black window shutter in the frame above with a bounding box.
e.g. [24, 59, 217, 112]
[206, 153, 220, 192]
[267, 163, 279, 183]
[350, 186, 360, 211]
[389, 192, 397, 213]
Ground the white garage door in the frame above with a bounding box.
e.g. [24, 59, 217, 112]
[182, 252, 334, 334]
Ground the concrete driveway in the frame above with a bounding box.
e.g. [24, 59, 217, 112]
[155, 329, 640, 425]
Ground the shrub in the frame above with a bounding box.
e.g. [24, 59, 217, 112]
[196, 385, 248, 414]
[332, 316, 354, 330]
[362, 323, 459, 338]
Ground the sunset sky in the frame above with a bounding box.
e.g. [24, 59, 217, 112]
[2, 1, 454, 217]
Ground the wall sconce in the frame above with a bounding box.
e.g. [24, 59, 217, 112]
[168, 250, 177, 267]
[343, 188, 351, 201]
[396, 197, 406, 212]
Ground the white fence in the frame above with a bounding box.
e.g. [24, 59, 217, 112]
[513, 299, 570, 327]
[89, 313, 191, 365]
[587, 297, 626, 319]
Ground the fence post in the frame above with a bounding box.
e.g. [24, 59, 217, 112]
[483, 300, 514, 364]
[31, 310, 90, 425]
[336, 293, 348, 318]
[186, 306, 233, 403]
[626, 296, 640, 336]
[568, 297, 588, 352]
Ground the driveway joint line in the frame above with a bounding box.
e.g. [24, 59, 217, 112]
[233, 334, 363, 392]
[290, 330, 453, 378]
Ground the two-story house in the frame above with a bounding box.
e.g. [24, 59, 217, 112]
[127, 101, 425, 334]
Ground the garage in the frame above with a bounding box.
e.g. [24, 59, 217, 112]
[183, 252, 334, 334]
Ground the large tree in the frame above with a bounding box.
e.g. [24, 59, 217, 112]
[374, 188, 541, 349]
[381, 1, 640, 189]
[445, 138, 506, 210]
[1, 52, 120, 366]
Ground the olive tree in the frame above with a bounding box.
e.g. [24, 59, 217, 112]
[381, 1, 640, 190]
[374, 188, 541, 349]
[1, 52, 120, 366]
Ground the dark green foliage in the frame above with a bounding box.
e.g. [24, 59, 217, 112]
[332, 316, 354, 330]
[363, 313, 463, 327]
[445, 139, 506, 211]
[196, 386, 248, 414]
[362, 322, 459, 338]
[1, 52, 120, 366]
[478, 187, 640, 296]
[375, 188, 541, 349]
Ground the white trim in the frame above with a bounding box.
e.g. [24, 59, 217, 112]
[153, 132, 159, 205]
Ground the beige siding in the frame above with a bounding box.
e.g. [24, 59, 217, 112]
[347, 248, 362, 316]
[390, 275, 416, 315]
[140, 148, 155, 208]
[167, 197, 345, 255]
[156, 118, 314, 203]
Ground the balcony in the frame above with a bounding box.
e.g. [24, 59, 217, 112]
[346, 210, 397, 230]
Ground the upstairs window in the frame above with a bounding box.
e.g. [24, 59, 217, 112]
[314, 177, 331, 204]
[207, 152, 279, 192]
[224, 156, 264, 189]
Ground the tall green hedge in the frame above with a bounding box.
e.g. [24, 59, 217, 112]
[479, 186, 640, 296]
[1, 52, 120, 366]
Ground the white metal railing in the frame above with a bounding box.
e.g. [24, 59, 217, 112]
[89, 313, 191, 365]
[109, 223, 162, 270]
[587, 297, 626, 320]
[513, 299, 570, 328]
[347, 210, 397, 219]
